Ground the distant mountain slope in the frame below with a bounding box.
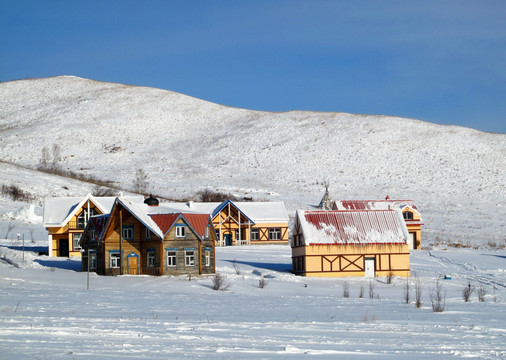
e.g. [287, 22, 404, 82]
[0, 76, 504, 247]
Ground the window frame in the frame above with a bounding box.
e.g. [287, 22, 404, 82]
[110, 252, 120, 269]
[145, 228, 152, 240]
[175, 225, 186, 238]
[268, 228, 282, 241]
[73, 233, 82, 251]
[166, 250, 177, 267]
[122, 226, 134, 241]
[250, 229, 260, 241]
[89, 250, 97, 270]
[185, 249, 195, 267]
[403, 211, 414, 220]
[205, 248, 211, 267]
[147, 250, 156, 268]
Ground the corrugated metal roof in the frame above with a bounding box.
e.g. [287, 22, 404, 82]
[149, 213, 180, 235]
[298, 210, 408, 245]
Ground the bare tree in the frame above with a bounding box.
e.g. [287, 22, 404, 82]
[232, 259, 241, 275]
[40, 146, 50, 169]
[359, 284, 364, 298]
[369, 281, 375, 299]
[258, 276, 268, 289]
[343, 281, 350, 298]
[477, 285, 487, 302]
[403, 276, 410, 304]
[414, 273, 423, 308]
[386, 271, 394, 284]
[430, 278, 446, 312]
[52, 143, 61, 169]
[212, 272, 230, 291]
[462, 281, 475, 302]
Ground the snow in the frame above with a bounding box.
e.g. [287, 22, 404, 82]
[0, 240, 505, 359]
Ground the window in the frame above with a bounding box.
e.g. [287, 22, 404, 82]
[123, 226, 134, 241]
[90, 229, 96, 241]
[251, 229, 259, 241]
[73, 233, 82, 251]
[145, 228, 152, 240]
[205, 249, 211, 267]
[110, 252, 120, 268]
[167, 251, 177, 267]
[205, 226, 210, 239]
[175, 225, 186, 238]
[147, 251, 155, 268]
[185, 249, 195, 267]
[269, 228, 282, 241]
[77, 212, 86, 229]
[89, 250, 97, 270]
[403, 211, 414, 220]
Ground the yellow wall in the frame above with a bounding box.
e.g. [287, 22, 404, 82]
[293, 243, 410, 277]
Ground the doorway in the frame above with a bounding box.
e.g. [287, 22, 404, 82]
[408, 232, 415, 250]
[364, 257, 375, 278]
[224, 234, 232, 246]
[59, 238, 69, 257]
[127, 253, 139, 275]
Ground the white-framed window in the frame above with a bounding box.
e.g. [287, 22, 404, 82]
[110, 252, 120, 268]
[123, 226, 134, 241]
[251, 229, 259, 241]
[185, 249, 195, 267]
[73, 233, 82, 251]
[89, 250, 97, 270]
[145, 228, 152, 240]
[147, 251, 155, 268]
[175, 225, 186, 238]
[205, 226, 210, 239]
[205, 249, 211, 267]
[269, 228, 281, 240]
[167, 251, 177, 267]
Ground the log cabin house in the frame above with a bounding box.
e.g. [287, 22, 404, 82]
[332, 199, 424, 249]
[292, 209, 410, 277]
[80, 196, 216, 276]
[42, 194, 142, 257]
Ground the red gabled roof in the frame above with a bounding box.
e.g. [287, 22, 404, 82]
[299, 210, 408, 245]
[149, 213, 180, 235]
[149, 213, 210, 238]
[182, 213, 210, 238]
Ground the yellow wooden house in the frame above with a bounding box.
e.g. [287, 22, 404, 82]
[80, 197, 216, 276]
[43, 194, 142, 257]
[292, 209, 411, 277]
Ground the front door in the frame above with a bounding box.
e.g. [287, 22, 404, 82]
[127, 254, 138, 275]
[224, 234, 232, 246]
[59, 238, 69, 257]
[364, 257, 375, 278]
[408, 232, 415, 250]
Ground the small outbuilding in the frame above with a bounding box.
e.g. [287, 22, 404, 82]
[292, 209, 410, 277]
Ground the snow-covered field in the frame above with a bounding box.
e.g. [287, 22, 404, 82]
[1, 240, 505, 359]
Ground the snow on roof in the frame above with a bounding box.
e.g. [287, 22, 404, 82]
[333, 199, 418, 211]
[159, 201, 289, 223]
[42, 194, 143, 227]
[115, 198, 211, 240]
[297, 209, 409, 245]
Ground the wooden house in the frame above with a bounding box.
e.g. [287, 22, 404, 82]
[80, 197, 216, 276]
[43, 194, 142, 257]
[292, 209, 410, 277]
[161, 200, 290, 246]
[333, 199, 424, 249]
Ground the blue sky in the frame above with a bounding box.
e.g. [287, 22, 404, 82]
[1, 1, 505, 133]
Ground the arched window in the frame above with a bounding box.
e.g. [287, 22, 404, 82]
[403, 211, 414, 220]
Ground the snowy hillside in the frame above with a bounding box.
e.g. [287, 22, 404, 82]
[0, 76, 505, 247]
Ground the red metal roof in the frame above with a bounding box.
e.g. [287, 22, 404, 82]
[300, 210, 407, 245]
[150, 213, 209, 238]
[149, 213, 180, 235]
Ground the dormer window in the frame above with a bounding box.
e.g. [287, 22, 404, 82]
[403, 211, 414, 220]
[176, 225, 186, 238]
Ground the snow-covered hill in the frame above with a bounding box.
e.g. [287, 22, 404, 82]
[0, 76, 504, 247]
